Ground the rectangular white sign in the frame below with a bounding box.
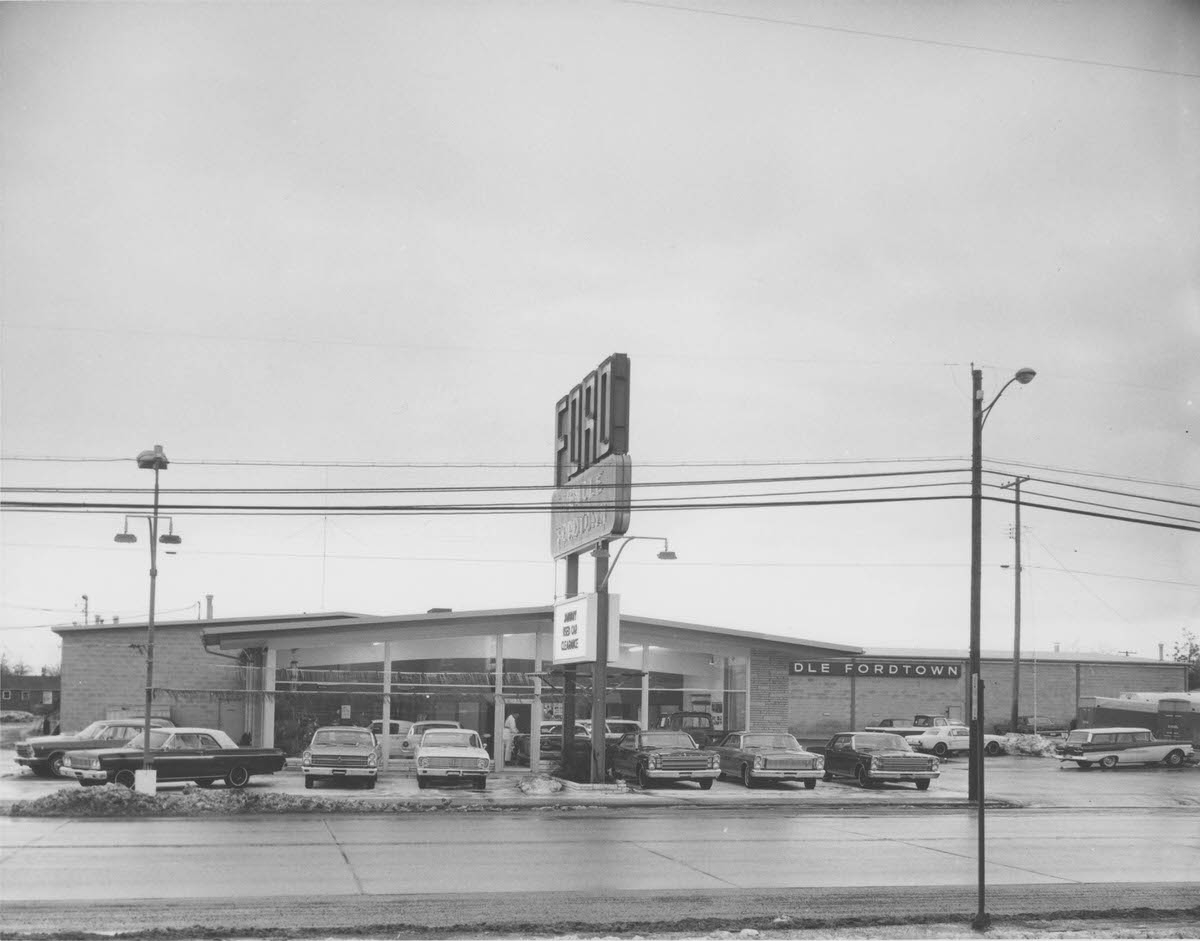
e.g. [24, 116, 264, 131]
[552, 593, 620, 665]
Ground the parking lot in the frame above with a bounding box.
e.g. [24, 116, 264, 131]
[3, 749, 1197, 811]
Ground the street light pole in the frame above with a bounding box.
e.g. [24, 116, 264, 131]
[1001, 476, 1029, 736]
[589, 536, 676, 784]
[968, 366, 1035, 932]
[131, 445, 170, 786]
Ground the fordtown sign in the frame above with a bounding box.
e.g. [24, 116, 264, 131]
[791, 659, 963, 679]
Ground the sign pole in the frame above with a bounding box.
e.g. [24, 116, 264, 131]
[561, 553, 579, 779]
[591, 541, 610, 783]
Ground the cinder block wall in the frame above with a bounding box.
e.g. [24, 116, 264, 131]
[60, 624, 248, 740]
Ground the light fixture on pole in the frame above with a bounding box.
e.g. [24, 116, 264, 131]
[969, 366, 1035, 931]
[588, 535, 677, 784]
[112, 444, 176, 793]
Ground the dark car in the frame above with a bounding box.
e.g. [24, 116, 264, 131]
[706, 731, 824, 789]
[62, 726, 286, 789]
[512, 722, 589, 765]
[609, 730, 721, 789]
[15, 717, 176, 778]
[822, 731, 940, 790]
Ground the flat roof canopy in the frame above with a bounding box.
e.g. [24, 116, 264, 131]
[190, 605, 862, 660]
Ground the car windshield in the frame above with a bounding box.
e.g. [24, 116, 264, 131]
[742, 734, 801, 750]
[125, 730, 173, 750]
[312, 730, 374, 747]
[853, 733, 910, 750]
[422, 731, 477, 748]
[639, 732, 696, 749]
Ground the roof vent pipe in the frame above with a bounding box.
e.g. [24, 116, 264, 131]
[206, 594, 214, 620]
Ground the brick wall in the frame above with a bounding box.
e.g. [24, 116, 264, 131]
[60, 624, 248, 740]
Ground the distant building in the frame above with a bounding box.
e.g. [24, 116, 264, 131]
[0, 673, 61, 713]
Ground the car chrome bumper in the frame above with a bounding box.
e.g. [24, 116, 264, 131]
[751, 769, 822, 780]
[303, 767, 377, 779]
[67, 768, 108, 782]
[870, 771, 940, 780]
[646, 768, 721, 780]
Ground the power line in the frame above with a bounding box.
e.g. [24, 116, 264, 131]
[619, 0, 1200, 79]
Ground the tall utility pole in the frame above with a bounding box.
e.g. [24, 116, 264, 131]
[1001, 476, 1029, 735]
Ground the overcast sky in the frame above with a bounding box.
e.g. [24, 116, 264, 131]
[2, 0, 1197, 673]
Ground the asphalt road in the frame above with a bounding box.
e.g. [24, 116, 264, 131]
[2, 806, 1199, 935]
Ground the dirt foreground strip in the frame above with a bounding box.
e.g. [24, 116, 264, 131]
[3, 884, 1199, 939]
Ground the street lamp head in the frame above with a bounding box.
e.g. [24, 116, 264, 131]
[1014, 367, 1036, 385]
[159, 534, 182, 545]
[657, 549, 677, 560]
[114, 532, 137, 544]
[136, 445, 169, 471]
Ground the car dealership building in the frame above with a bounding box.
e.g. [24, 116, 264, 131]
[54, 605, 1189, 766]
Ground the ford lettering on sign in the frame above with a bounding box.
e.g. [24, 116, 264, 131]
[791, 660, 962, 679]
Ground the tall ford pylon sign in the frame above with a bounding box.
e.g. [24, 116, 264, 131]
[551, 353, 632, 784]
[551, 353, 631, 558]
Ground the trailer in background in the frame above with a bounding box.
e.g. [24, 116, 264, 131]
[1077, 692, 1200, 746]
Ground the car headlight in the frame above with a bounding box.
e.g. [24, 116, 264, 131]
[301, 751, 312, 767]
[477, 758, 489, 770]
[752, 755, 764, 769]
[815, 756, 824, 769]
[367, 753, 377, 768]
[417, 756, 429, 768]
[648, 754, 661, 769]
[63, 756, 73, 768]
[931, 758, 939, 771]
[870, 757, 881, 770]
[710, 754, 721, 768]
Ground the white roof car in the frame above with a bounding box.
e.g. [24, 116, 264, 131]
[414, 728, 491, 790]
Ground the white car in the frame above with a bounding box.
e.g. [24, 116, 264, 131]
[1055, 727, 1195, 770]
[415, 728, 491, 790]
[907, 725, 1007, 757]
[301, 726, 380, 789]
[397, 720, 461, 758]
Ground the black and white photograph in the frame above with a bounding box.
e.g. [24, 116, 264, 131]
[1, 1, 1198, 938]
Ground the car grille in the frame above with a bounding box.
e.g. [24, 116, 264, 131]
[763, 756, 817, 770]
[16, 745, 33, 758]
[660, 756, 709, 771]
[427, 757, 483, 770]
[310, 755, 371, 768]
[877, 757, 933, 772]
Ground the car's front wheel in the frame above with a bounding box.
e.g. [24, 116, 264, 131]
[225, 766, 250, 788]
[822, 770, 833, 782]
[304, 776, 314, 790]
[804, 778, 817, 790]
[698, 779, 713, 790]
[855, 765, 874, 789]
[985, 740, 1001, 756]
[742, 765, 756, 789]
[1076, 761, 1093, 770]
[473, 777, 486, 791]
[47, 752, 66, 777]
[637, 764, 653, 789]
[416, 776, 428, 790]
[933, 743, 948, 757]
[1164, 750, 1185, 768]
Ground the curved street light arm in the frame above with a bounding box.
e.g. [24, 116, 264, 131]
[595, 536, 673, 591]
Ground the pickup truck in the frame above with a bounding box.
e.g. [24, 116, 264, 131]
[655, 711, 721, 747]
[863, 715, 954, 737]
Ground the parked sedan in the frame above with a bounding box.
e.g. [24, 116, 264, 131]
[906, 725, 1007, 757]
[609, 730, 721, 789]
[822, 732, 940, 790]
[512, 721, 589, 765]
[706, 731, 824, 789]
[15, 717, 175, 778]
[302, 725, 380, 789]
[415, 728, 491, 790]
[62, 727, 286, 789]
[397, 720, 461, 759]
